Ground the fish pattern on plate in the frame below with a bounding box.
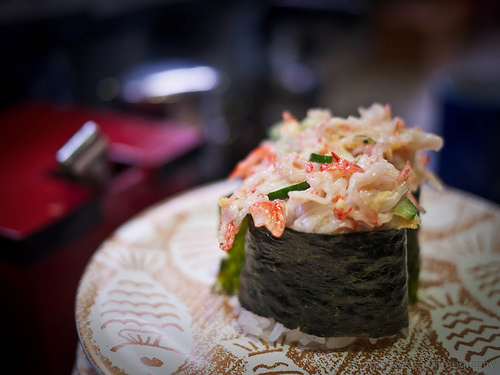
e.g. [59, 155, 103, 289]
[75, 181, 500, 375]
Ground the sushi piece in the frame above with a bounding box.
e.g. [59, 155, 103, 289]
[216, 103, 443, 343]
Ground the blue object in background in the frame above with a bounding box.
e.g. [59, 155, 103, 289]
[440, 97, 500, 204]
[434, 40, 500, 204]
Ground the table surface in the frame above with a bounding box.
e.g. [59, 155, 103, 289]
[74, 180, 500, 375]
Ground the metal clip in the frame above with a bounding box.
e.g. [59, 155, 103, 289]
[56, 121, 109, 186]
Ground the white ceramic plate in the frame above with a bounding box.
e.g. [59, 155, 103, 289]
[75, 180, 500, 375]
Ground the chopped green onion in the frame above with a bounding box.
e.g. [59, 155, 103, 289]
[354, 135, 377, 144]
[268, 181, 310, 201]
[393, 198, 418, 220]
[354, 157, 360, 164]
[310, 153, 333, 163]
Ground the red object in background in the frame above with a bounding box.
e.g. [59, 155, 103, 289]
[0, 101, 205, 374]
[0, 101, 204, 258]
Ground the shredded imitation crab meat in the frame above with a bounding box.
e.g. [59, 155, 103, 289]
[219, 103, 443, 251]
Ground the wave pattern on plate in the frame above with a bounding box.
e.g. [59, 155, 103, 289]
[75, 182, 500, 375]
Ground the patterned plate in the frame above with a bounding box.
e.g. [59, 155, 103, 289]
[75, 180, 500, 375]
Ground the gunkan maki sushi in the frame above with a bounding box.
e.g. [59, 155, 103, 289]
[215, 104, 443, 348]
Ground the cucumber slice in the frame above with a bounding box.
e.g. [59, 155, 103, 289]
[268, 181, 310, 201]
[393, 198, 418, 220]
[309, 153, 333, 163]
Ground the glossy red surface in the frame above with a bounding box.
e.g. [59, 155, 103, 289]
[0, 101, 204, 239]
[0, 100, 205, 374]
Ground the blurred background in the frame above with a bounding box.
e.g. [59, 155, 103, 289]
[0, 0, 499, 373]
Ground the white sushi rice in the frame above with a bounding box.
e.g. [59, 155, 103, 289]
[228, 296, 407, 350]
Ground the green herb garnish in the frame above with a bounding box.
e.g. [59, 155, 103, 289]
[268, 181, 310, 201]
[309, 153, 333, 163]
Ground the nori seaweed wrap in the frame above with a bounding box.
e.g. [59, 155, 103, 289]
[407, 187, 421, 304]
[407, 227, 419, 304]
[238, 217, 409, 338]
